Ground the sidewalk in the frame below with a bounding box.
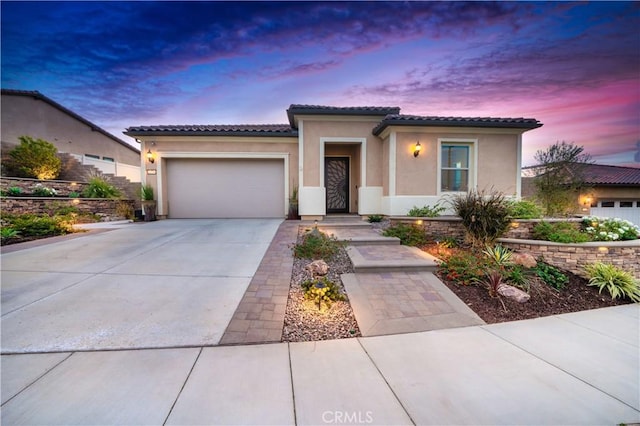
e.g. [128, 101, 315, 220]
[2, 304, 638, 425]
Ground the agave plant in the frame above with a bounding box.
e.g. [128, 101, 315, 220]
[483, 244, 514, 266]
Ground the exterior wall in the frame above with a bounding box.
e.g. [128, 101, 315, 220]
[1, 93, 140, 166]
[139, 136, 298, 217]
[382, 128, 521, 216]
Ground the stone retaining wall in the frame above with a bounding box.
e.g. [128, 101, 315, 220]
[389, 216, 582, 240]
[499, 238, 640, 279]
[1, 197, 135, 220]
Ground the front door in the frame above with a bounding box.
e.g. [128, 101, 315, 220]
[325, 157, 349, 213]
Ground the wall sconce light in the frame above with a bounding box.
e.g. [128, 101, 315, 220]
[583, 196, 592, 206]
[414, 141, 422, 157]
[146, 150, 155, 164]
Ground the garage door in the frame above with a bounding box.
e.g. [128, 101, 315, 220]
[166, 158, 285, 218]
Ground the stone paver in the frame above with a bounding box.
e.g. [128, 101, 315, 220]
[343, 271, 485, 336]
[219, 221, 299, 345]
[346, 243, 439, 272]
[318, 226, 400, 245]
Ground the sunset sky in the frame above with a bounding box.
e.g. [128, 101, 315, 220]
[2, 1, 639, 167]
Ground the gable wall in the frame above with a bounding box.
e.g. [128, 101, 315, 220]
[1, 94, 140, 165]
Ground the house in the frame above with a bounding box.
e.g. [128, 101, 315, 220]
[522, 163, 640, 225]
[1, 89, 141, 182]
[125, 105, 542, 219]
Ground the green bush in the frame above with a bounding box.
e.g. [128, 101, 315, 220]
[141, 184, 154, 201]
[367, 214, 384, 223]
[300, 277, 346, 308]
[7, 187, 23, 196]
[534, 262, 568, 290]
[582, 216, 639, 241]
[532, 221, 591, 243]
[7, 136, 61, 179]
[3, 214, 73, 237]
[508, 199, 543, 219]
[68, 191, 80, 198]
[293, 229, 345, 260]
[1, 227, 21, 240]
[382, 223, 427, 246]
[439, 251, 494, 286]
[450, 188, 512, 248]
[506, 264, 532, 291]
[407, 204, 445, 217]
[583, 262, 640, 302]
[82, 177, 121, 199]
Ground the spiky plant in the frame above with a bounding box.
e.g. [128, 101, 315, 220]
[483, 244, 514, 266]
[583, 262, 640, 302]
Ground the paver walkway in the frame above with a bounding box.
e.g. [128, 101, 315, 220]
[220, 216, 484, 344]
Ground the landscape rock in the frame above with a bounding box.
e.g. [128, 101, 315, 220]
[513, 253, 537, 268]
[306, 259, 329, 277]
[497, 283, 530, 303]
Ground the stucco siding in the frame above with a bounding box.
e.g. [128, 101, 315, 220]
[477, 134, 518, 195]
[1, 93, 140, 165]
[395, 133, 438, 196]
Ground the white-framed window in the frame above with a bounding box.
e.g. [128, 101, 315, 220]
[438, 140, 476, 193]
[102, 156, 115, 162]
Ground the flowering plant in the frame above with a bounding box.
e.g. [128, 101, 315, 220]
[32, 183, 57, 197]
[582, 216, 640, 241]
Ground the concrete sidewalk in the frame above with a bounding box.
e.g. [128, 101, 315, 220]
[2, 304, 638, 425]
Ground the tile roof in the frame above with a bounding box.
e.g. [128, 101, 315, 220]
[287, 104, 401, 127]
[125, 124, 297, 137]
[1, 88, 138, 152]
[580, 163, 640, 185]
[372, 114, 543, 135]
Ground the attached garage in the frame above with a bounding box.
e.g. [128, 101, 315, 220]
[165, 158, 285, 218]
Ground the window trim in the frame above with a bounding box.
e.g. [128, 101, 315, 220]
[437, 139, 477, 195]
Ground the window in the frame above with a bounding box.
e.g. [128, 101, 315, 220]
[620, 201, 633, 207]
[85, 154, 99, 160]
[102, 157, 115, 162]
[441, 144, 470, 192]
[601, 201, 614, 208]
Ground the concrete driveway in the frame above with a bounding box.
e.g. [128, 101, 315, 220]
[1, 219, 283, 353]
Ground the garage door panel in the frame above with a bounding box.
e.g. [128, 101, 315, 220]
[166, 158, 284, 218]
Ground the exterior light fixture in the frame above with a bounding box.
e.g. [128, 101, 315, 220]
[146, 149, 155, 164]
[414, 141, 422, 157]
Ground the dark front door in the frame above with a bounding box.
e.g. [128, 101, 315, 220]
[325, 157, 349, 213]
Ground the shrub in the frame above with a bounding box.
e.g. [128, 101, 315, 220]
[532, 221, 591, 243]
[141, 184, 154, 201]
[534, 262, 568, 290]
[3, 214, 73, 237]
[582, 216, 639, 241]
[367, 214, 384, 223]
[293, 229, 345, 260]
[439, 251, 493, 286]
[505, 264, 532, 291]
[450, 188, 512, 248]
[483, 244, 514, 266]
[382, 223, 427, 247]
[7, 187, 23, 196]
[583, 262, 640, 302]
[300, 277, 346, 308]
[484, 270, 505, 297]
[68, 191, 80, 198]
[82, 177, 121, 199]
[1, 227, 20, 240]
[7, 136, 61, 179]
[116, 201, 134, 219]
[407, 204, 445, 217]
[507, 199, 543, 219]
[32, 183, 57, 197]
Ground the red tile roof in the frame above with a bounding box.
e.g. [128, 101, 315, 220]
[373, 114, 542, 135]
[580, 164, 640, 185]
[125, 124, 297, 137]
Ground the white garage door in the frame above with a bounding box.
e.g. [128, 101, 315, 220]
[166, 158, 285, 218]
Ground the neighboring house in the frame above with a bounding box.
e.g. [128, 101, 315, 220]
[522, 163, 640, 225]
[125, 105, 542, 219]
[1, 89, 141, 182]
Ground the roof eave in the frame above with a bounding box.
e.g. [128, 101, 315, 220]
[372, 119, 543, 136]
[124, 129, 298, 138]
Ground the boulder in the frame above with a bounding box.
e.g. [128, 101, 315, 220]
[513, 253, 537, 268]
[497, 283, 530, 303]
[306, 259, 329, 277]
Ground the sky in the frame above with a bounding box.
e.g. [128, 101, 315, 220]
[1, 1, 639, 167]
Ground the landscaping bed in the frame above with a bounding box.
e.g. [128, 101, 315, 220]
[282, 229, 361, 342]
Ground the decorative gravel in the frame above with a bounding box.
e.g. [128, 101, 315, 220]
[282, 230, 361, 342]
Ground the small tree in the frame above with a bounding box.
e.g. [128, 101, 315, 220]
[7, 136, 61, 179]
[533, 141, 592, 217]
